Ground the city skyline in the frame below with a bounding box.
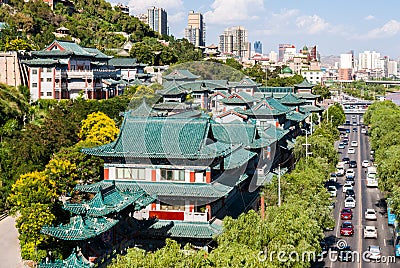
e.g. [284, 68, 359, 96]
[111, 0, 400, 58]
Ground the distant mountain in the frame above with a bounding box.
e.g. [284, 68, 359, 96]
[320, 55, 340, 68]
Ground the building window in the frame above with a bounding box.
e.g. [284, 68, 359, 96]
[40, 78, 44, 82]
[47, 92, 52, 96]
[160, 169, 185, 181]
[40, 92, 44, 96]
[32, 83, 37, 87]
[47, 78, 52, 82]
[160, 201, 185, 211]
[47, 68, 52, 72]
[115, 167, 145, 180]
[32, 69, 38, 75]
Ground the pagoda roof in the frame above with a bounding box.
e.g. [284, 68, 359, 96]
[258, 87, 294, 93]
[75, 179, 242, 199]
[169, 110, 202, 118]
[299, 105, 324, 113]
[152, 102, 196, 111]
[211, 90, 231, 98]
[212, 121, 272, 149]
[163, 69, 200, 80]
[294, 79, 314, 88]
[109, 57, 139, 67]
[260, 124, 289, 141]
[240, 98, 291, 116]
[22, 58, 63, 66]
[279, 93, 305, 105]
[127, 99, 158, 117]
[220, 92, 257, 105]
[83, 47, 112, 60]
[286, 111, 309, 122]
[38, 249, 92, 268]
[235, 77, 260, 87]
[158, 80, 188, 95]
[63, 184, 155, 217]
[295, 92, 320, 99]
[41, 215, 118, 241]
[142, 220, 222, 239]
[81, 116, 232, 159]
[33, 40, 93, 57]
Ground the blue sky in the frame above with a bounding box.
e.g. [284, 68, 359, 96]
[109, 0, 400, 58]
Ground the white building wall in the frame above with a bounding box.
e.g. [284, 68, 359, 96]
[340, 54, 353, 69]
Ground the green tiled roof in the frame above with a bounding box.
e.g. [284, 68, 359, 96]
[169, 110, 202, 118]
[296, 92, 320, 99]
[236, 77, 259, 87]
[220, 92, 257, 104]
[240, 98, 290, 116]
[22, 59, 62, 66]
[38, 250, 92, 268]
[286, 111, 309, 122]
[128, 99, 158, 117]
[41, 216, 118, 241]
[158, 80, 187, 95]
[163, 69, 200, 80]
[152, 102, 194, 111]
[82, 116, 232, 159]
[83, 47, 111, 59]
[75, 180, 236, 199]
[279, 93, 305, 105]
[295, 79, 314, 88]
[64, 184, 155, 217]
[109, 58, 138, 67]
[143, 220, 222, 239]
[299, 105, 324, 113]
[261, 124, 289, 141]
[31, 50, 73, 57]
[216, 148, 256, 170]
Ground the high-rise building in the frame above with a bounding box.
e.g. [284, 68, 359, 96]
[147, 6, 168, 36]
[184, 10, 205, 47]
[278, 44, 293, 62]
[268, 51, 278, 63]
[388, 60, 398, 77]
[358, 51, 381, 71]
[254, 41, 262, 54]
[218, 26, 249, 58]
[340, 53, 353, 69]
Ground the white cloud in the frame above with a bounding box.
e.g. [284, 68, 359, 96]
[296, 15, 329, 34]
[204, 0, 265, 25]
[169, 11, 185, 24]
[362, 20, 400, 39]
[364, 15, 375, 20]
[127, 0, 184, 15]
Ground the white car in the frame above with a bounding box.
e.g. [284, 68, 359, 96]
[343, 182, 353, 193]
[329, 173, 337, 182]
[348, 148, 355, 154]
[361, 128, 367, 134]
[366, 245, 381, 260]
[364, 226, 378, 239]
[365, 209, 377, 220]
[362, 160, 370, 168]
[344, 197, 356, 208]
[327, 186, 337, 197]
[346, 169, 355, 179]
[351, 141, 358, 147]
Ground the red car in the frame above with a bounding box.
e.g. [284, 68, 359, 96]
[340, 221, 354, 236]
[340, 208, 353, 220]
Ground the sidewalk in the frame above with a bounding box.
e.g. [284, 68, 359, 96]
[0, 216, 24, 268]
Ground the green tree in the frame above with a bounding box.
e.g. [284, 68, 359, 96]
[312, 85, 331, 99]
[322, 103, 345, 128]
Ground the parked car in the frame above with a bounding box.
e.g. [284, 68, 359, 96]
[338, 143, 345, 149]
[344, 197, 356, 208]
[362, 160, 370, 168]
[364, 226, 378, 239]
[361, 128, 367, 134]
[349, 160, 357, 168]
[327, 186, 337, 197]
[340, 221, 354, 236]
[365, 245, 381, 260]
[345, 189, 355, 199]
[348, 148, 355, 154]
[340, 208, 353, 220]
[343, 182, 353, 193]
[365, 209, 377, 220]
[342, 157, 350, 164]
[351, 141, 358, 147]
[343, 140, 349, 145]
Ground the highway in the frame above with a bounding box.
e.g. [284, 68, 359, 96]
[314, 114, 397, 267]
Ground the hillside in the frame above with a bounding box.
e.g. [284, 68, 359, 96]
[0, 0, 157, 50]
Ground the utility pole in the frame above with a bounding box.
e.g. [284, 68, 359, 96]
[302, 131, 312, 163]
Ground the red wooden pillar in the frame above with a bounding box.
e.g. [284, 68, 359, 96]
[206, 204, 211, 220]
[104, 167, 109, 180]
[206, 171, 211, 183]
[151, 170, 157, 182]
[190, 171, 195, 182]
